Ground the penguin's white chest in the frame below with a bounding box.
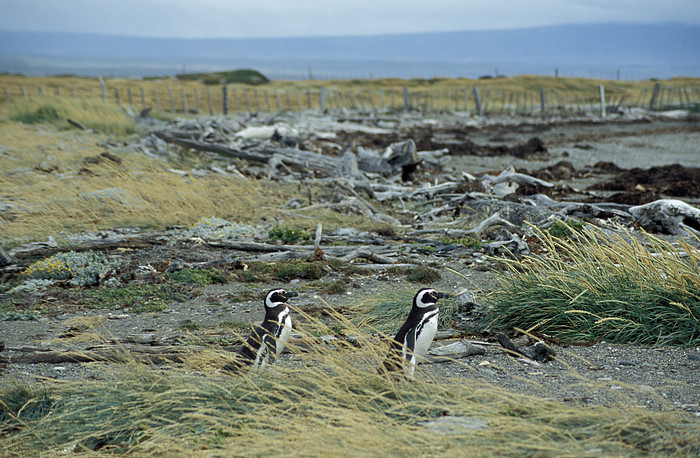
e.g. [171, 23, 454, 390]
[412, 311, 438, 360]
[276, 313, 292, 358]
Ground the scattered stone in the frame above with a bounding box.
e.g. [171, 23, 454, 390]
[417, 416, 489, 435]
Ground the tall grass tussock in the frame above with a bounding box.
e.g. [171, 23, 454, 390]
[1, 311, 698, 456]
[487, 224, 700, 346]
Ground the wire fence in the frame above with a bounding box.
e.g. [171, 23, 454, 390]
[2, 79, 698, 118]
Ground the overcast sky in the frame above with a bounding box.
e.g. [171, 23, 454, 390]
[2, 0, 699, 38]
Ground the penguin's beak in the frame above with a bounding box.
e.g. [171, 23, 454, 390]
[435, 292, 450, 299]
[284, 291, 299, 300]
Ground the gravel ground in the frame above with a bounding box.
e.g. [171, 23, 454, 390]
[1, 115, 699, 416]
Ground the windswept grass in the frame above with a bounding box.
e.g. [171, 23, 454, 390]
[7, 96, 136, 137]
[486, 225, 700, 346]
[354, 286, 459, 332]
[1, 311, 698, 456]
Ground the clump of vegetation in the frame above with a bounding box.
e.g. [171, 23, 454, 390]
[547, 218, 584, 238]
[82, 284, 184, 311]
[440, 235, 482, 249]
[20, 251, 121, 287]
[8, 98, 136, 136]
[321, 279, 348, 295]
[177, 69, 269, 85]
[268, 227, 310, 244]
[167, 268, 228, 286]
[406, 265, 441, 283]
[486, 225, 700, 346]
[239, 261, 325, 283]
[0, 386, 55, 434]
[179, 321, 202, 331]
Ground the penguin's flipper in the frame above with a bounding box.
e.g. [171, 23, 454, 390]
[404, 325, 417, 359]
[262, 333, 278, 364]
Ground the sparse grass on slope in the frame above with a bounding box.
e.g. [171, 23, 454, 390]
[1, 312, 698, 456]
[486, 224, 700, 346]
[7, 96, 136, 137]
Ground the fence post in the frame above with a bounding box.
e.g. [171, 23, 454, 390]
[99, 77, 107, 103]
[472, 86, 482, 116]
[153, 88, 161, 111]
[167, 88, 175, 113]
[319, 86, 327, 112]
[263, 89, 271, 112]
[403, 86, 409, 112]
[649, 83, 660, 110]
[181, 89, 188, 115]
[194, 88, 201, 113]
[127, 87, 133, 107]
[139, 87, 146, 109]
[222, 86, 228, 114]
[207, 87, 213, 115]
[114, 88, 120, 105]
[599, 84, 606, 118]
[244, 89, 251, 111]
[539, 88, 545, 115]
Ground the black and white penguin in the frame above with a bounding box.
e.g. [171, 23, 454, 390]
[380, 288, 448, 379]
[223, 288, 297, 373]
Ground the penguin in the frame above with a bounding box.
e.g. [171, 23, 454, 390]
[223, 288, 297, 373]
[380, 288, 448, 379]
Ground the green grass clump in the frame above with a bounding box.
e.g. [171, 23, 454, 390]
[268, 227, 310, 244]
[486, 225, 700, 346]
[167, 268, 228, 286]
[82, 284, 184, 311]
[406, 265, 442, 283]
[0, 386, 55, 434]
[547, 218, 585, 238]
[8, 97, 136, 137]
[240, 261, 324, 282]
[440, 235, 482, 249]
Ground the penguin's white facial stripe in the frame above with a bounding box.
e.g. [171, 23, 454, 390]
[415, 289, 439, 308]
[265, 289, 291, 308]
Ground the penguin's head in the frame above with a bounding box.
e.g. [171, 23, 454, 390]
[265, 288, 298, 308]
[413, 288, 449, 308]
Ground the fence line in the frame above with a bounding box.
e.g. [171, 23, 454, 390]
[2, 80, 698, 118]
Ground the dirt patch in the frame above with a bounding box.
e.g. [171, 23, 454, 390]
[589, 164, 700, 198]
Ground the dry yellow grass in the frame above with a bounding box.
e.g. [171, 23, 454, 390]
[2, 311, 698, 456]
[2, 74, 698, 115]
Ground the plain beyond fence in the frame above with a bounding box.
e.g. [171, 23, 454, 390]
[3, 80, 699, 118]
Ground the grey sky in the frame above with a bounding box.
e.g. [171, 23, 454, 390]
[2, 0, 699, 38]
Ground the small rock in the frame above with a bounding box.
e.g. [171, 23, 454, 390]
[618, 359, 636, 366]
[688, 354, 700, 362]
[417, 416, 488, 435]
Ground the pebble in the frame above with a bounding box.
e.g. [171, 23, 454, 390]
[688, 353, 700, 361]
[618, 359, 636, 366]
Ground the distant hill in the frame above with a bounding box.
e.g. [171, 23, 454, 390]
[1, 23, 699, 79]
